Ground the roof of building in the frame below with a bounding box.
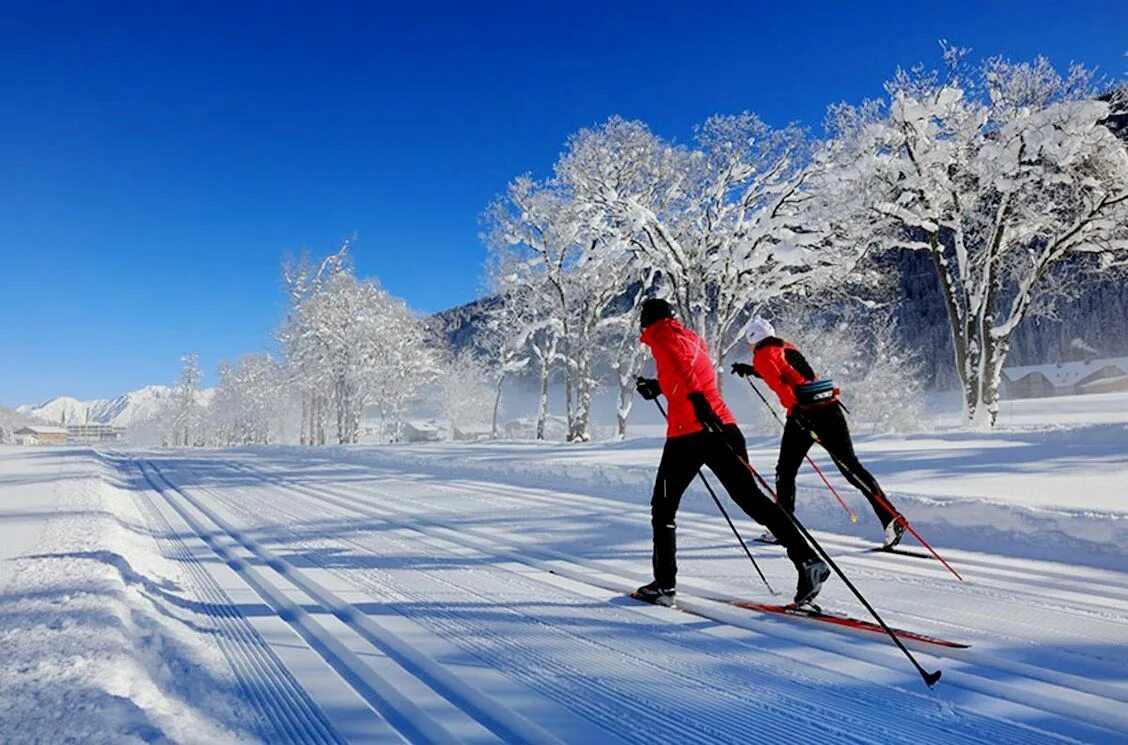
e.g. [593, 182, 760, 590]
[1002, 356, 1128, 387]
[14, 426, 69, 435]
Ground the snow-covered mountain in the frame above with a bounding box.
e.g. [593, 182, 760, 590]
[17, 386, 177, 428]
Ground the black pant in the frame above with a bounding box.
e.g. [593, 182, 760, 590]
[776, 404, 898, 527]
[650, 424, 816, 587]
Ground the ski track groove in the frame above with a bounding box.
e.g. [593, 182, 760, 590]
[180, 462, 859, 745]
[324, 467, 1128, 643]
[380, 471, 1128, 614]
[268, 460, 1128, 617]
[183, 464, 898, 745]
[142, 458, 569, 745]
[197, 456, 1115, 744]
[243, 458, 1128, 740]
[120, 455, 346, 745]
[248, 460, 1128, 674]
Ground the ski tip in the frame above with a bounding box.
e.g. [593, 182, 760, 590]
[923, 670, 942, 687]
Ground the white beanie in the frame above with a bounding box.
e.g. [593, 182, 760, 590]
[745, 317, 775, 346]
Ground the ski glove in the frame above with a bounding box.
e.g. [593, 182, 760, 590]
[635, 377, 662, 400]
[688, 391, 724, 432]
[730, 362, 758, 378]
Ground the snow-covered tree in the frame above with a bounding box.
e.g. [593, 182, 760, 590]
[558, 116, 851, 385]
[485, 177, 626, 441]
[821, 48, 1128, 425]
[280, 246, 350, 445]
[280, 243, 438, 444]
[473, 294, 531, 437]
[170, 354, 204, 447]
[438, 348, 495, 440]
[211, 354, 287, 445]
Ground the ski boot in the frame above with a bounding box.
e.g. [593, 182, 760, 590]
[794, 558, 830, 606]
[883, 519, 906, 550]
[633, 580, 676, 607]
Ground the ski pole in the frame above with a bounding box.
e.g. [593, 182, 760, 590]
[792, 411, 963, 583]
[713, 435, 943, 687]
[650, 398, 777, 596]
[740, 376, 858, 523]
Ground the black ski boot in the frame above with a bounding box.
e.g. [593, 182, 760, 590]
[794, 558, 830, 606]
[634, 580, 676, 607]
[883, 519, 906, 550]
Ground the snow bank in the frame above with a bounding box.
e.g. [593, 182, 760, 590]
[249, 412, 1128, 572]
[0, 449, 260, 744]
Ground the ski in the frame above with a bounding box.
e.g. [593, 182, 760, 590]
[722, 599, 969, 648]
[753, 536, 780, 545]
[867, 546, 933, 560]
[629, 592, 968, 649]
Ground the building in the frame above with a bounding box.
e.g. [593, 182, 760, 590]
[403, 420, 445, 443]
[13, 426, 69, 444]
[1001, 356, 1128, 399]
[67, 423, 126, 443]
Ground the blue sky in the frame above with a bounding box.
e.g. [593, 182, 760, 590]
[2, 1, 1125, 405]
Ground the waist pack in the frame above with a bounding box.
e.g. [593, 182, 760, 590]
[795, 379, 840, 409]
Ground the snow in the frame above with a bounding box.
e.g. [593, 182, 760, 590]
[1002, 355, 1128, 388]
[17, 386, 178, 428]
[1, 392, 1127, 742]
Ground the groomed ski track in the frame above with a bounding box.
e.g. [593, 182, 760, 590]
[104, 449, 1128, 744]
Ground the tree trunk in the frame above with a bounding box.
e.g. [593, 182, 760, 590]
[536, 355, 550, 440]
[491, 375, 505, 439]
[616, 379, 632, 440]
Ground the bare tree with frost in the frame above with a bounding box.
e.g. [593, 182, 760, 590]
[211, 354, 286, 445]
[559, 116, 849, 386]
[170, 354, 204, 447]
[821, 47, 1128, 424]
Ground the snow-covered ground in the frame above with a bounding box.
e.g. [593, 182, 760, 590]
[1, 392, 1126, 743]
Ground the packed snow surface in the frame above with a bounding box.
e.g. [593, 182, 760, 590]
[1, 392, 1126, 743]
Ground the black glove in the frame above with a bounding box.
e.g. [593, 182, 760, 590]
[688, 391, 724, 432]
[731, 362, 756, 378]
[635, 377, 661, 400]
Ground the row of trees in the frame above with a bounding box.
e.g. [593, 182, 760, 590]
[150, 246, 444, 447]
[149, 48, 1127, 446]
[482, 48, 1128, 430]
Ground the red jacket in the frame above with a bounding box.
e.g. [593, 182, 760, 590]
[751, 338, 816, 413]
[641, 318, 735, 437]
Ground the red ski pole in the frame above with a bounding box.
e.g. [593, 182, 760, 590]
[741, 373, 962, 582]
[799, 423, 964, 583]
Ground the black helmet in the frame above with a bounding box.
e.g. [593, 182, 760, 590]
[639, 298, 674, 330]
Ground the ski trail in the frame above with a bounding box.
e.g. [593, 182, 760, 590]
[234, 458, 1128, 670]
[177, 463, 928, 745]
[195, 454, 1127, 743]
[178, 457, 1080, 745]
[114, 455, 346, 745]
[139, 458, 564, 745]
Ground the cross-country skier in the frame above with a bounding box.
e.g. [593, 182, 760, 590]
[634, 298, 829, 608]
[731, 317, 906, 549]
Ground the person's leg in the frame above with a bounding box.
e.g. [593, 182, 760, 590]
[650, 434, 706, 588]
[705, 425, 817, 569]
[775, 415, 814, 516]
[807, 406, 898, 526]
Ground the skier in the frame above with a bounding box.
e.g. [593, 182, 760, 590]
[731, 317, 906, 549]
[634, 298, 829, 608]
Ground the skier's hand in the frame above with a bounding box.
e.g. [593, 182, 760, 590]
[635, 377, 661, 401]
[731, 362, 756, 378]
[688, 392, 724, 432]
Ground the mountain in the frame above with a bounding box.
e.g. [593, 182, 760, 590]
[87, 385, 178, 427]
[16, 396, 90, 427]
[17, 386, 177, 428]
